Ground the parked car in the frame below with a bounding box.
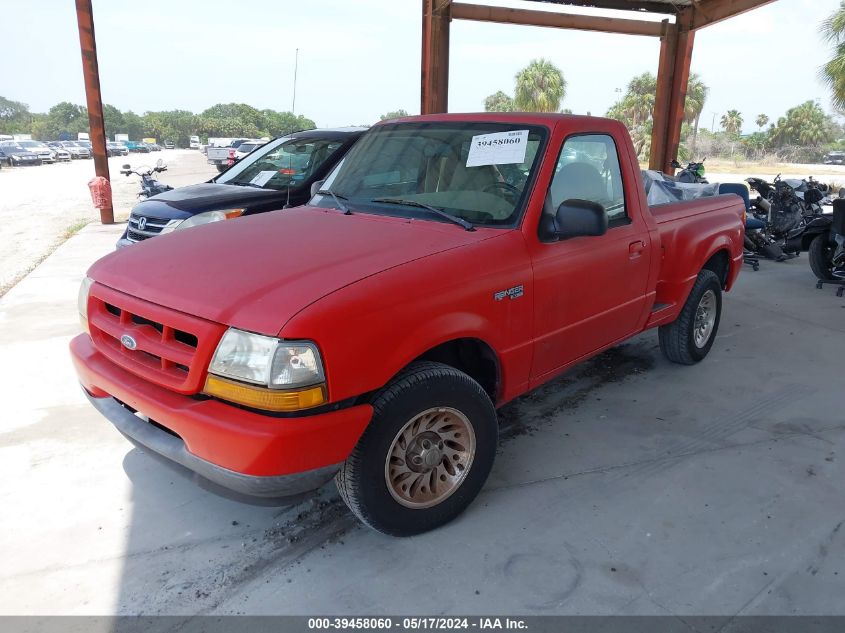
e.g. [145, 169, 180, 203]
[824, 151, 845, 165]
[0, 141, 42, 166]
[148, 143, 162, 152]
[189, 135, 200, 149]
[57, 141, 91, 159]
[16, 140, 56, 163]
[107, 142, 129, 156]
[206, 138, 252, 172]
[163, 140, 175, 149]
[125, 141, 150, 153]
[116, 128, 365, 247]
[232, 139, 265, 160]
[74, 113, 745, 535]
[51, 145, 72, 162]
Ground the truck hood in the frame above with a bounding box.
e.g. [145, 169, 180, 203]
[139, 182, 283, 215]
[90, 207, 498, 335]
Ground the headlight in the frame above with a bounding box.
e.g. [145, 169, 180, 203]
[78, 276, 94, 333]
[204, 329, 326, 411]
[169, 209, 244, 232]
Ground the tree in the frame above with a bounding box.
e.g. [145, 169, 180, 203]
[768, 100, 835, 147]
[821, 2, 845, 110]
[122, 111, 145, 140]
[44, 102, 88, 139]
[0, 96, 33, 133]
[102, 104, 126, 140]
[483, 91, 514, 112]
[755, 113, 769, 130]
[720, 110, 743, 136]
[685, 73, 709, 156]
[514, 58, 566, 112]
[379, 109, 409, 121]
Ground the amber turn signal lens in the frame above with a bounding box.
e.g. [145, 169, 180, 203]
[203, 375, 326, 412]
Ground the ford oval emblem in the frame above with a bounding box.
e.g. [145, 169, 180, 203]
[120, 334, 137, 350]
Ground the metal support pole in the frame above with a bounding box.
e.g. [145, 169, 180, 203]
[75, 0, 113, 224]
[421, 0, 451, 114]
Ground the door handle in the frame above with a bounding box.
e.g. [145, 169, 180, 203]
[629, 240, 646, 258]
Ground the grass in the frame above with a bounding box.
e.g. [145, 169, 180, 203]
[0, 218, 93, 299]
[61, 218, 92, 241]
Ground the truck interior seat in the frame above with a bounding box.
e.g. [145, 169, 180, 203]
[547, 162, 606, 214]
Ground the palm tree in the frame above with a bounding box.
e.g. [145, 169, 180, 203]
[684, 73, 709, 156]
[755, 114, 769, 129]
[513, 59, 566, 112]
[720, 110, 744, 136]
[821, 2, 845, 110]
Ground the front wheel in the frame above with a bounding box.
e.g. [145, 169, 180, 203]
[658, 269, 722, 365]
[809, 233, 835, 280]
[336, 361, 498, 536]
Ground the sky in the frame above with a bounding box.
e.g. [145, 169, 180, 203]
[0, 0, 841, 134]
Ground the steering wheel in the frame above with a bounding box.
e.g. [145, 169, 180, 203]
[483, 181, 521, 202]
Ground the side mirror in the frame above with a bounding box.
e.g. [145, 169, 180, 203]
[550, 200, 608, 240]
[122, 164, 130, 170]
[310, 179, 325, 197]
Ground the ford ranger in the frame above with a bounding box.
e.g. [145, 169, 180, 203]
[71, 113, 745, 536]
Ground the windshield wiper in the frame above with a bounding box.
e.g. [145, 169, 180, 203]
[225, 181, 264, 188]
[372, 198, 474, 231]
[316, 189, 351, 215]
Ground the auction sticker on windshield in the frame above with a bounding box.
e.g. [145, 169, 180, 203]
[249, 171, 277, 187]
[466, 130, 528, 167]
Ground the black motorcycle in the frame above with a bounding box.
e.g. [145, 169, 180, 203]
[120, 159, 173, 199]
[807, 199, 845, 280]
[670, 158, 708, 183]
[746, 175, 822, 246]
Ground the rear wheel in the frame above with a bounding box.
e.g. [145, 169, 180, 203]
[659, 269, 722, 365]
[809, 233, 835, 280]
[336, 361, 497, 536]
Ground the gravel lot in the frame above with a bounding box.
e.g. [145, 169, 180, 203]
[0, 150, 216, 293]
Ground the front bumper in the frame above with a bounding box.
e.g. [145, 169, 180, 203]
[70, 334, 373, 498]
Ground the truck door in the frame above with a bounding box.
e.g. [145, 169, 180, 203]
[528, 133, 651, 383]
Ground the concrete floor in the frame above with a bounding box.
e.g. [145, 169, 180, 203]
[0, 222, 843, 616]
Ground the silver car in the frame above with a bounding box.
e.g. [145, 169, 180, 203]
[17, 140, 56, 163]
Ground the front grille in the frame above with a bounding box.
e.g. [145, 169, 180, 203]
[127, 213, 171, 242]
[87, 283, 226, 394]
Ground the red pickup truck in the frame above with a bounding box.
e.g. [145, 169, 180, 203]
[71, 113, 745, 535]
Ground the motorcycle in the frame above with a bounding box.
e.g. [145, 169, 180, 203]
[746, 175, 822, 248]
[670, 158, 708, 183]
[120, 158, 173, 199]
[807, 199, 845, 280]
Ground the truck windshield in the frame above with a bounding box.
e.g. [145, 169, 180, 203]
[311, 122, 546, 227]
[217, 136, 344, 191]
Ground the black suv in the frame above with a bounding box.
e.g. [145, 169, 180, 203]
[118, 127, 366, 247]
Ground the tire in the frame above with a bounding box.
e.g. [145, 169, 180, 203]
[809, 233, 835, 280]
[336, 361, 498, 536]
[658, 269, 722, 365]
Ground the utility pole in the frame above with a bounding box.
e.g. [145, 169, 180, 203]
[75, 0, 113, 224]
[292, 48, 299, 114]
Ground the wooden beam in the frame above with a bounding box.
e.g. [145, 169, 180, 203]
[528, 0, 681, 15]
[685, 0, 775, 30]
[451, 2, 664, 37]
[649, 20, 695, 173]
[421, 0, 451, 114]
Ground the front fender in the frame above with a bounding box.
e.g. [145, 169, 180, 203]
[280, 232, 533, 405]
